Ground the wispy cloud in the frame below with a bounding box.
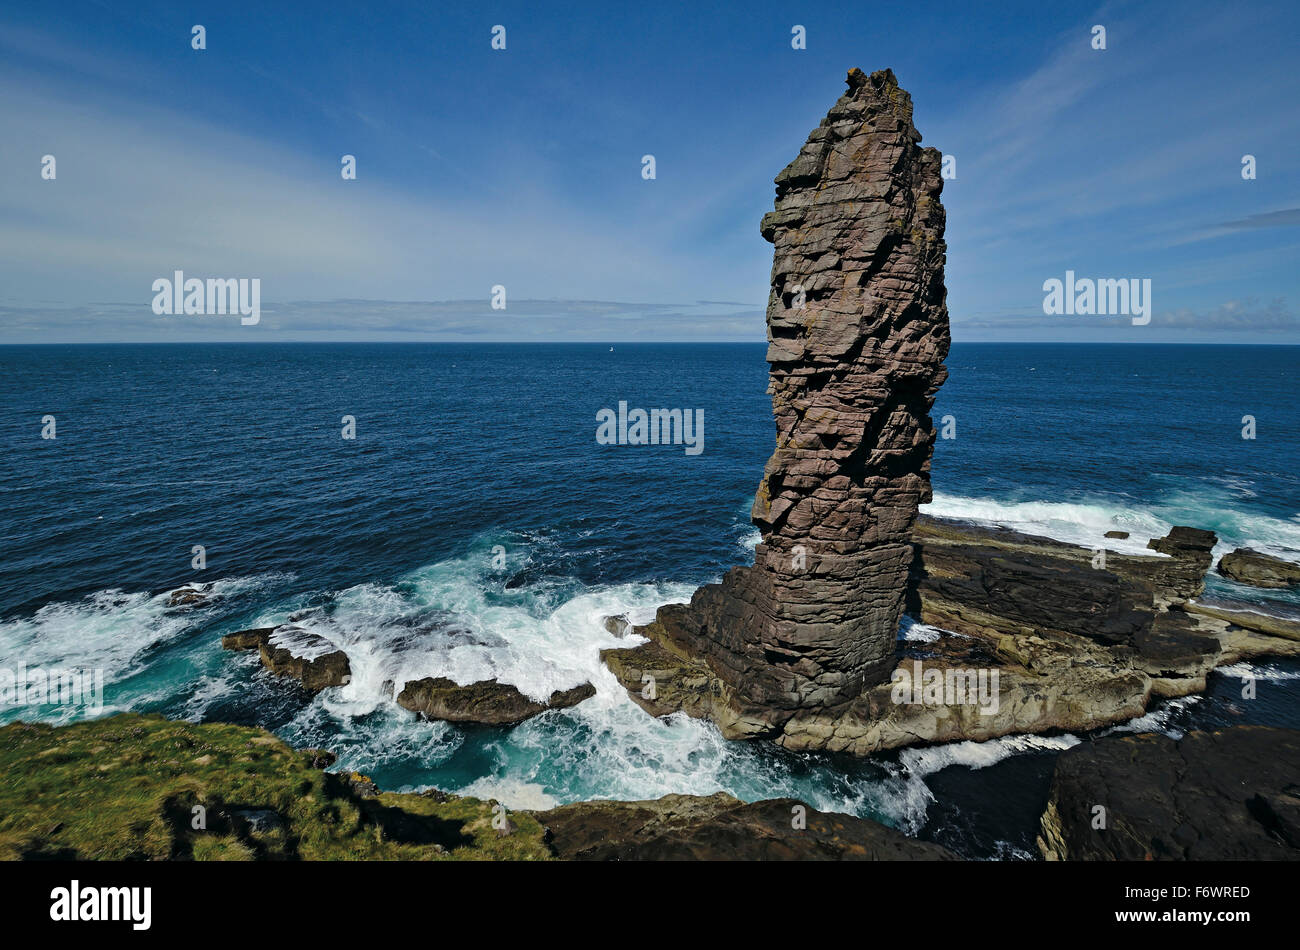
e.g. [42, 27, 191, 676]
[2, 2, 1298, 343]
[963, 297, 1294, 333]
[1218, 208, 1300, 231]
[0, 299, 765, 343]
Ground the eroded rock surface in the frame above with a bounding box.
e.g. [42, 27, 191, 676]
[536, 792, 954, 860]
[1217, 547, 1300, 588]
[222, 626, 351, 692]
[1038, 726, 1300, 860]
[396, 677, 595, 726]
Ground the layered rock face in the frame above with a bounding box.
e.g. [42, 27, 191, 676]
[652, 68, 950, 719]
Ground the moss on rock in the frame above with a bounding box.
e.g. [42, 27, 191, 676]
[0, 713, 550, 861]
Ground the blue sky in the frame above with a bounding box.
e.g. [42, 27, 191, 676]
[1, 0, 1297, 342]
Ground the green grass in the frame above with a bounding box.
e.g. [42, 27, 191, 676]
[0, 713, 551, 861]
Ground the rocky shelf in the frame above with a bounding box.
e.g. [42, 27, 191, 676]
[603, 515, 1300, 755]
[1038, 726, 1300, 860]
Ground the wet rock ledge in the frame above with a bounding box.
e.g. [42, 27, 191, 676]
[1038, 726, 1300, 860]
[396, 677, 596, 726]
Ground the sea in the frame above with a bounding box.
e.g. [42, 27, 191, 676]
[1, 342, 1297, 858]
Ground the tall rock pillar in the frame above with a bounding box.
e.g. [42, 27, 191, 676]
[620, 68, 950, 727]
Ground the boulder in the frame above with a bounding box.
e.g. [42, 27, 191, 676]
[602, 614, 631, 638]
[221, 626, 351, 692]
[396, 677, 595, 726]
[166, 584, 213, 608]
[1217, 548, 1300, 588]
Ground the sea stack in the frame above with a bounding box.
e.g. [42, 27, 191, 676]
[612, 69, 950, 727]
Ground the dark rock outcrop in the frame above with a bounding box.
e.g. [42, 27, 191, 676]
[604, 515, 1300, 755]
[1038, 727, 1300, 860]
[910, 517, 1217, 649]
[1142, 525, 1218, 601]
[166, 583, 213, 608]
[396, 677, 595, 726]
[221, 626, 351, 692]
[536, 792, 954, 860]
[1217, 547, 1300, 588]
[221, 627, 275, 651]
[613, 67, 950, 733]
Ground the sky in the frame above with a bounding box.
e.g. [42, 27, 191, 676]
[1, 0, 1297, 343]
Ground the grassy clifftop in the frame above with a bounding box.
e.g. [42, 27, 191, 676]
[0, 713, 550, 861]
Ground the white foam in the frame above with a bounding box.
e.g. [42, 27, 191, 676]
[251, 556, 698, 722]
[278, 701, 464, 776]
[899, 732, 1082, 776]
[1216, 661, 1300, 682]
[899, 617, 948, 643]
[0, 574, 282, 684]
[456, 777, 560, 811]
[843, 733, 1085, 835]
[1105, 695, 1202, 739]
[923, 491, 1170, 555]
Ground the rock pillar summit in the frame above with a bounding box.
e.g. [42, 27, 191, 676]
[608, 68, 951, 732]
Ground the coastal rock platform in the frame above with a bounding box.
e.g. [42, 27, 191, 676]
[604, 517, 1300, 756]
[1038, 726, 1300, 860]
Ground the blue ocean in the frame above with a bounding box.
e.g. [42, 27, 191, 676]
[2, 342, 1298, 858]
